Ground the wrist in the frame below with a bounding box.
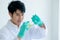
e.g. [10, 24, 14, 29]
[37, 21, 43, 27]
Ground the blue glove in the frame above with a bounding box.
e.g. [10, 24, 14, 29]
[31, 14, 43, 26]
[18, 21, 29, 38]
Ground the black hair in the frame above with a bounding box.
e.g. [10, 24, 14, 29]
[8, 1, 25, 14]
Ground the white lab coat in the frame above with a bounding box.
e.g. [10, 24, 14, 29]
[0, 20, 46, 40]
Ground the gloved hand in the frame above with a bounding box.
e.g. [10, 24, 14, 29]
[18, 21, 30, 38]
[31, 14, 43, 26]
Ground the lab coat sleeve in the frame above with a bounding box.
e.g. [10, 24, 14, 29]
[29, 25, 46, 39]
[0, 32, 7, 40]
[0, 27, 9, 40]
[0, 31, 18, 40]
[24, 31, 31, 40]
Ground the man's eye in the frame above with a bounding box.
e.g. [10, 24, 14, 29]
[16, 14, 19, 16]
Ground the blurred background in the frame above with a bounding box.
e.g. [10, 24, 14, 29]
[0, 0, 59, 40]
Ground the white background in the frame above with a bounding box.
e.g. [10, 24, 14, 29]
[0, 0, 59, 40]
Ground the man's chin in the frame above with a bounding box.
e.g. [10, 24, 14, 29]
[17, 23, 20, 26]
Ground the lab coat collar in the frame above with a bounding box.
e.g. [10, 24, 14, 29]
[6, 20, 19, 37]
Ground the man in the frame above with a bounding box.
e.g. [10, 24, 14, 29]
[0, 1, 46, 40]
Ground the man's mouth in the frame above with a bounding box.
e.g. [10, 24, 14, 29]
[17, 20, 21, 23]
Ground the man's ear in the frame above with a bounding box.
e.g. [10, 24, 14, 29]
[9, 12, 13, 18]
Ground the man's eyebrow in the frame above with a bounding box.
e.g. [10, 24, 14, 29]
[16, 13, 20, 15]
[15, 11, 24, 15]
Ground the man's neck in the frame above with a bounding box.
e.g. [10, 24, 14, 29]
[10, 20, 19, 28]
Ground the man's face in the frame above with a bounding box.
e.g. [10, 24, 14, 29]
[9, 9, 24, 26]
